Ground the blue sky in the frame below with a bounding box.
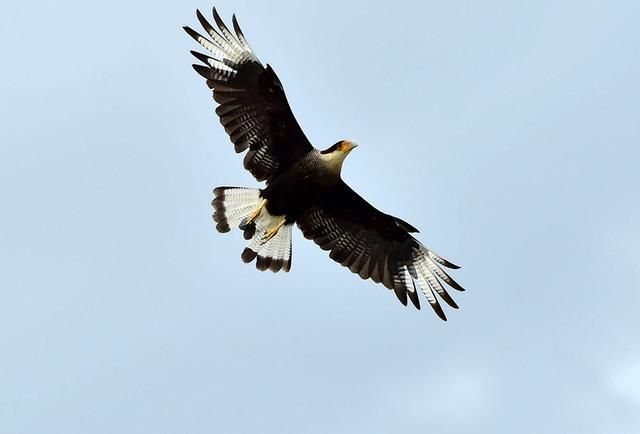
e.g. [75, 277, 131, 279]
[1, 0, 639, 433]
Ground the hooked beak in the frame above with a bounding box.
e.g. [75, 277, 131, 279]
[340, 140, 358, 154]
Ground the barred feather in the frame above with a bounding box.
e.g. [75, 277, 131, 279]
[185, 8, 313, 183]
[297, 181, 464, 320]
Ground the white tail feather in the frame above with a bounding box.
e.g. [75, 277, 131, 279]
[212, 187, 261, 232]
[246, 209, 292, 272]
[213, 187, 292, 272]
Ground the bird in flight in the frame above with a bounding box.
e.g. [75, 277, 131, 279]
[184, 7, 465, 319]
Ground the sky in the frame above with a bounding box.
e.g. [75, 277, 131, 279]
[1, 0, 639, 433]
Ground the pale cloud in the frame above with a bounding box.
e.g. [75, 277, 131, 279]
[422, 368, 495, 419]
[384, 365, 497, 430]
[608, 359, 640, 408]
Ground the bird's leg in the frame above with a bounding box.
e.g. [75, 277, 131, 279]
[260, 217, 286, 245]
[246, 198, 267, 226]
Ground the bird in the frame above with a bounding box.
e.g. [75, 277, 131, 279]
[184, 7, 465, 320]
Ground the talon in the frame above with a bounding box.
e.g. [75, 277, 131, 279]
[246, 198, 267, 226]
[260, 219, 285, 245]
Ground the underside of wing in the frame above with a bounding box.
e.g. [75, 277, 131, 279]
[297, 181, 464, 320]
[184, 8, 314, 182]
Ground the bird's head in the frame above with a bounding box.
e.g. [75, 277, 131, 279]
[319, 140, 358, 174]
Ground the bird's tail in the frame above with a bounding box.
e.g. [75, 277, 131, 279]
[212, 187, 292, 272]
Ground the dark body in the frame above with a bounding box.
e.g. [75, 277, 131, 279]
[261, 150, 337, 223]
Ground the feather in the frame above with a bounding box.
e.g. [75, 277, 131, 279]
[232, 14, 257, 56]
[296, 181, 464, 319]
[185, 10, 314, 183]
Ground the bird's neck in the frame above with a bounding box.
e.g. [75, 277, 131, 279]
[318, 152, 347, 177]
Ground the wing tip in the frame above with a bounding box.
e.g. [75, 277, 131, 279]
[408, 292, 420, 310]
[432, 304, 448, 321]
[192, 63, 210, 78]
[183, 25, 196, 38]
[450, 279, 466, 292]
[212, 6, 223, 26]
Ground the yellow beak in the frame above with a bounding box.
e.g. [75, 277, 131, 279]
[341, 140, 358, 153]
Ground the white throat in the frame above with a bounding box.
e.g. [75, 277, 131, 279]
[318, 151, 348, 175]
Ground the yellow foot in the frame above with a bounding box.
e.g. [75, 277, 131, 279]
[246, 198, 267, 226]
[260, 218, 286, 245]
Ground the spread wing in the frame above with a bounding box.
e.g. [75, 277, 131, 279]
[184, 8, 314, 182]
[297, 181, 464, 320]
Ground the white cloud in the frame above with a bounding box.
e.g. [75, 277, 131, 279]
[389, 365, 497, 430]
[608, 359, 640, 408]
